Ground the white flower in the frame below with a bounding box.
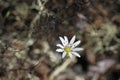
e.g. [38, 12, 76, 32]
[56, 35, 83, 58]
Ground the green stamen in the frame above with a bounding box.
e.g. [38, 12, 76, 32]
[64, 46, 71, 54]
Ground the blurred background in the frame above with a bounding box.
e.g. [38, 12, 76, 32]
[0, 0, 120, 80]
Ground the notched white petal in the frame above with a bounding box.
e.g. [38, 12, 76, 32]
[56, 49, 64, 52]
[59, 37, 65, 46]
[64, 36, 68, 44]
[69, 53, 72, 58]
[72, 48, 83, 51]
[56, 44, 64, 48]
[72, 52, 81, 57]
[72, 40, 81, 48]
[70, 35, 76, 44]
[62, 52, 66, 58]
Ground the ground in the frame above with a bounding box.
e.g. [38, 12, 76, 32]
[0, 0, 120, 80]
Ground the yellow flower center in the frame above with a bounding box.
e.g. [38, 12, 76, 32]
[64, 46, 71, 54]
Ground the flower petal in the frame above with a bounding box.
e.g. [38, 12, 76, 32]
[72, 52, 81, 57]
[56, 44, 64, 48]
[72, 48, 83, 51]
[72, 40, 81, 48]
[62, 52, 66, 58]
[70, 35, 76, 44]
[64, 36, 68, 45]
[59, 37, 66, 46]
[56, 49, 64, 52]
[69, 53, 72, 58]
